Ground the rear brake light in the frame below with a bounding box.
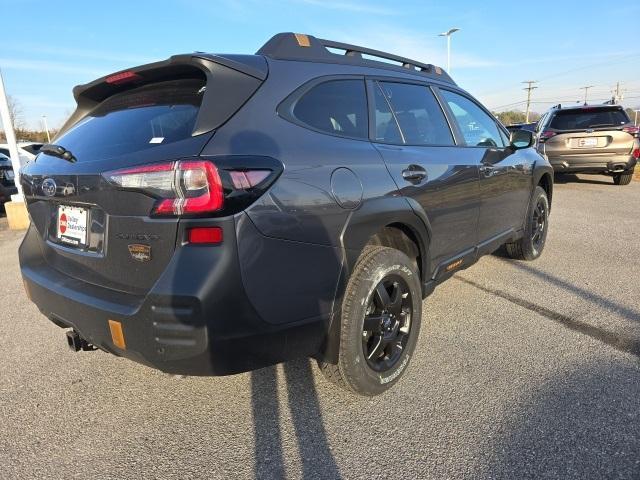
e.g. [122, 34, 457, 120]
[105, 71, 142, 85]
[633, 148, 640, 159]
[539, 130, 557, 142]
[187, 226, 223, 244]
[105, 160, 223, 216]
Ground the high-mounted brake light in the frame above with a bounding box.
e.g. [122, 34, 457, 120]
[105, 160, 223, 216]
[105, 71, 142, 85]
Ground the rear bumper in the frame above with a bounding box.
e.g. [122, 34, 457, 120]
[545, 153, 637, 174]
[19, 217, 326, 376]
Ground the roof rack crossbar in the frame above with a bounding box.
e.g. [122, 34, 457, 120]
[256, 33, 454, 84]
[318, 38, 432, 72]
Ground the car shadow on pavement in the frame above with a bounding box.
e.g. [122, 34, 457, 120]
[250, 358, 341, 479]
[484, 360, 640, 479]
[553, 173, 612, 186]
[504, 260, 640, 324]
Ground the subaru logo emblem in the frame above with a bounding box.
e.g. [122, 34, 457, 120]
[42, 178, 57, 197]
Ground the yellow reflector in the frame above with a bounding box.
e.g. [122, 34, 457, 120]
[294, 33, 311, 47]
[108, 320, 126, 350]
[446, 258, 463, 272]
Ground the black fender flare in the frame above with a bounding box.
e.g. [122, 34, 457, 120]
[318, 195, 432, 363]
[532, 160, 554, 209]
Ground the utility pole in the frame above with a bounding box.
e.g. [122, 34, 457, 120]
[611, 82, 624, 104]
[522, 80, 538, 123]
[634, 109, 640, 127]
[580, 85, 594, 105]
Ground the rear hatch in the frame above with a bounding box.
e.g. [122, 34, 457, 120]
[21, 54, 266, 295]
[542, 106, 637, 158]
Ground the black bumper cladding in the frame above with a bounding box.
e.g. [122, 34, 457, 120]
[19, 216, 324, 376]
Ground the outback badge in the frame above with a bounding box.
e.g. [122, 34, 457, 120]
[128, 244, 152, 262]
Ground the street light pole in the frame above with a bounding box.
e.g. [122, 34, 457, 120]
[42, 115, 51, 143]
[0, 69, 23, 199]
[438, 28, 460, 73]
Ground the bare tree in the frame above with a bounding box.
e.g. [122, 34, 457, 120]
[8, 95, 26, 133]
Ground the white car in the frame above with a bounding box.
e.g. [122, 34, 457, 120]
[0, 142, 43, 168]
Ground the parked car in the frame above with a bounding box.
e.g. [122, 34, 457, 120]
[19, 33, 553, 396]
[0, 153, 18, 207]
[535, 104, 639, 185]
[0, 142, 43, 168]
[506, 122, 537, 134]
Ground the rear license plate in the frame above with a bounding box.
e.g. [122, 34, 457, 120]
[577, 137, 598, 147]
[57, 205, 88, 246]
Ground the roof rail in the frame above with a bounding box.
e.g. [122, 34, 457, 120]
[257, 32, 455, 85]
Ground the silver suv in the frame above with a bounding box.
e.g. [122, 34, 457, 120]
[535, 104, 639, 185]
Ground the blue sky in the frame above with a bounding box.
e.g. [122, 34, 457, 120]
[2, 0, 639, 129]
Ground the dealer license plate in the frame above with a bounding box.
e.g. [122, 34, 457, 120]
[577, 137, 598, 148]
[57, 205, 88, 246]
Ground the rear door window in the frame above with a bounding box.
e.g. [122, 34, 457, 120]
[441, 90, 505, 147]
[53, 79, 206, 162]
[549, 107, 630, 130]
[377, 82, 454, 145]
[291, 79, 368, 139]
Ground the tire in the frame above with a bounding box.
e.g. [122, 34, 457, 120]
[318, 246, 422, 396]
[505, 186, 549, 261]
[613, 171, 633, 186]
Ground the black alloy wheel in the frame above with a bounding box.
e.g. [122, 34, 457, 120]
[362, 275, 412, 372]
[531, 197, 547, 252]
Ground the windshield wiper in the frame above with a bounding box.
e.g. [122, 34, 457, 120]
[40, 144, 77, 163]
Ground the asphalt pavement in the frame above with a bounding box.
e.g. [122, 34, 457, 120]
[1, 174, 639, 480]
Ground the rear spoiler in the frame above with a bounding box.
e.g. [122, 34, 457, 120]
[58, 54, 268, 138]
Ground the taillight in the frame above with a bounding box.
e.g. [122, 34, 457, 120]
[229, 170, 271, 189]
[539, 130, 557, 143]
[105, 160, 223, 216]
[633, 148, 640, 159]
[623, 126, 639, 137]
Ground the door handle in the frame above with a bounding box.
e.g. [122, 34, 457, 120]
[402, 165, 427, 182]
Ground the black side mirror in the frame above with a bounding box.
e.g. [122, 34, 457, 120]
[510, 129, 534, 149]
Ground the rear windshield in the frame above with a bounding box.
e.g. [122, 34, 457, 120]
[55, 79, 205, 162]
[549, 107, 629, 130]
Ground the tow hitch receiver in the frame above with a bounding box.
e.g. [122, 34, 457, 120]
[66, 330, 95, 352]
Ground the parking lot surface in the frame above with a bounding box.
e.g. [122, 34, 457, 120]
[1, 174, 639, 480]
